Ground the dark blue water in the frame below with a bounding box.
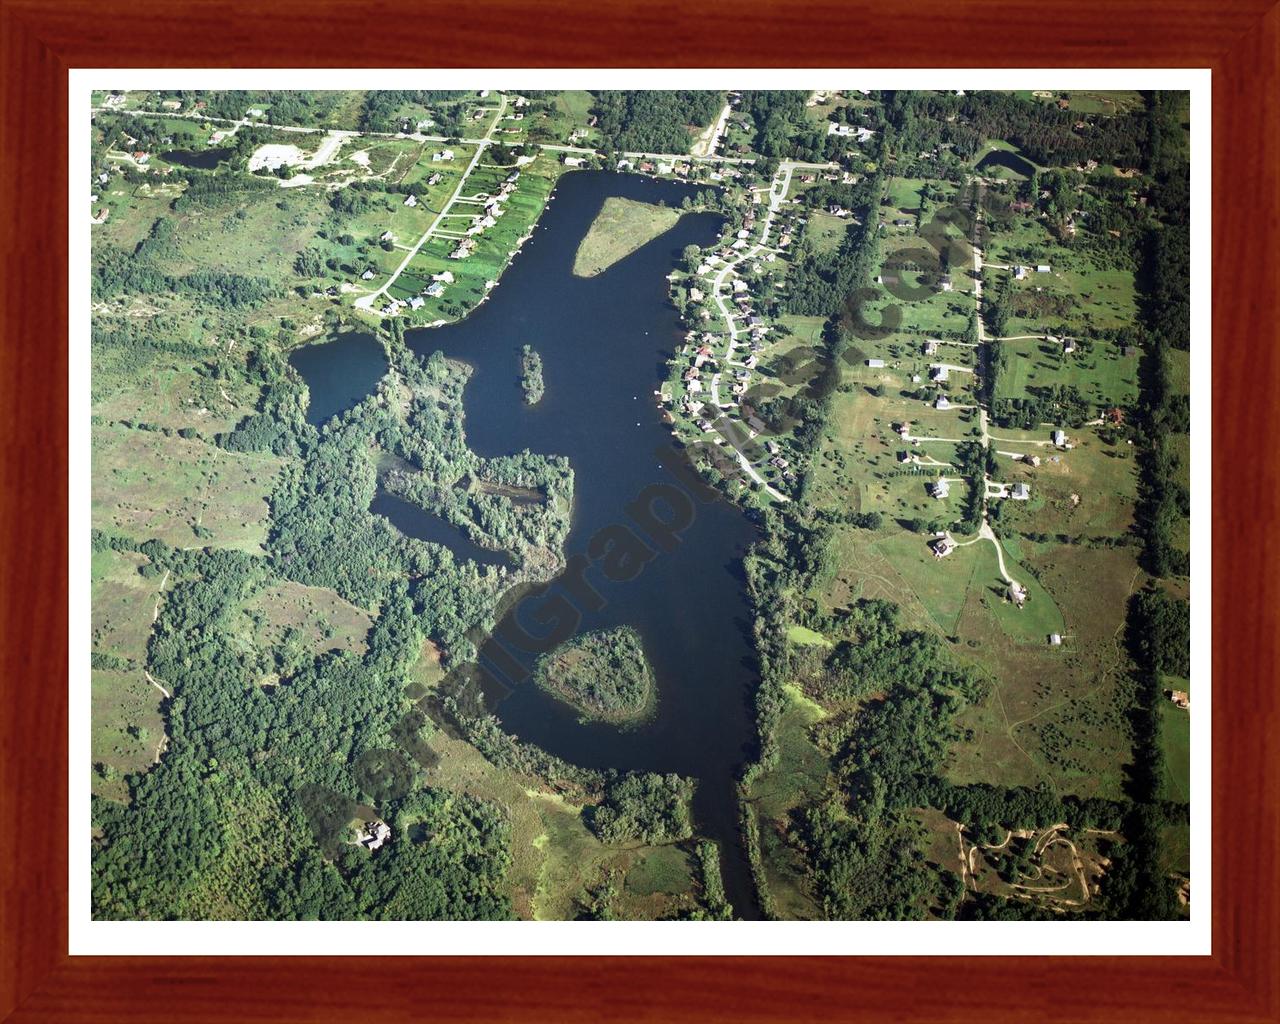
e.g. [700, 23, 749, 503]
[405, 171, 763, 918]
[289, 332, 388, 426]
[370, 491, 510, 568]
[975, 147, 1036, 178]
[161, 147, 234, 169]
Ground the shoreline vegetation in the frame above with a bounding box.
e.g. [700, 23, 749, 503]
[533, 626, 658, 727]
[572, 196, 682, 278]
[519, 344, 545, 405]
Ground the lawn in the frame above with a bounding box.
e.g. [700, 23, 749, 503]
[804, 210, 852, 254]
[873, 531, 986, 636]
[995, 336, 1139, 410]
[572, 196, 682, 277]
[988, 430, 1139, 539]
[378, 155, 560, 322]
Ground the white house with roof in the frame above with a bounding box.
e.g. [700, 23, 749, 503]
[930, 478, 951, 499]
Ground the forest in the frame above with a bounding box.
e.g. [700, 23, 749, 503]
[1134, 94, 1193, 579]
[883, 90, 1152, 168]
[589, 90, 723, 154]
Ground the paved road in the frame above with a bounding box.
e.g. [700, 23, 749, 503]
[355, 95, 508, 311]
[698, 163, 799, 503]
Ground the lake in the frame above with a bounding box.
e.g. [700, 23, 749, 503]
[294, 171, 763, 918]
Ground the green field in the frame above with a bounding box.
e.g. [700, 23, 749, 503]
[746, 683, 828, 919]
[572, 196, 682, 277]
[805, 210, 852, 254]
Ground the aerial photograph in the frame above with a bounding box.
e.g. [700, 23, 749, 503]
[88, 87, 1192, 922]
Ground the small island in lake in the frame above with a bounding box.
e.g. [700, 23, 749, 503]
[520, 344, 545, 405]
[534, 626, 657, 726]
[572, 196, 681, 277]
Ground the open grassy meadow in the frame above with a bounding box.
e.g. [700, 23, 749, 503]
[92, 424, 284, 553]
[91, 548, 166, 802]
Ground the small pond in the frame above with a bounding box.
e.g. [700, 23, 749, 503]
[160, 147, 235, 170]
[975, 148, 1037, 178]
[289, 332, 389, 426]
[370, 491, 510, 569]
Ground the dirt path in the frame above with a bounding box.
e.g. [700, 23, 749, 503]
[691, 102, 732, 158]
[144, 670, 171, 701]
[152, 568, 170, 623]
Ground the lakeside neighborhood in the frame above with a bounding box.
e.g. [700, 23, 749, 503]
[89, 87, 1191, 925]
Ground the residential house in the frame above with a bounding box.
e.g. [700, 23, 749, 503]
[930, 478, 950, 499]
[404, 194, 418, 207]
[867, 358, 885, 368]
[1011, 483, 1031, 500]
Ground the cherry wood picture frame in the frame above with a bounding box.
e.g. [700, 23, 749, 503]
[2, 1, 1276, 1020]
